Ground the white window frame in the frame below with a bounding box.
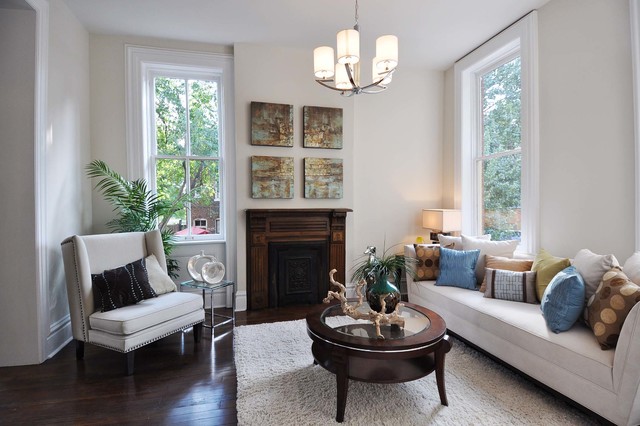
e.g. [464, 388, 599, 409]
[454, 12, 539, 254]
[125, 45, 234, 243]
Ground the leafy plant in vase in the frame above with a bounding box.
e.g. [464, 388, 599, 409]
[351, 245, 417, 314]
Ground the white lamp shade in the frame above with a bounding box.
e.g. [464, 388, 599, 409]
[335, 63, 351, 90]
[314, 46, 335, 79]
[337, 29, 360, 65]
[376, 35, 398, 70]
[422, 209, 462, 233]
[372, 57, 392, 85]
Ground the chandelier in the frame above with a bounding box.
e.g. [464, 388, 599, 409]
[313, 0, 398, 96]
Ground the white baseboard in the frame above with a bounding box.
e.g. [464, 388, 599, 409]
[46, 315, 72, 359]
[235, 291, 247, 312]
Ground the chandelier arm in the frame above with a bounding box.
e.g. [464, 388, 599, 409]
[345, 64, 358, 89]
[360, 67, 396, 90]
[315, 79, 352, 93]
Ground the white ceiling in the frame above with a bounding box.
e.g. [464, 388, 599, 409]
[63, 0, 551, 70]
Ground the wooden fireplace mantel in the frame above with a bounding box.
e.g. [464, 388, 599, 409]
[246, 208, 352, 310]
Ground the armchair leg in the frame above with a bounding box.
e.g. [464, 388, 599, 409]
[75, 340, 84, 360]
[126, 351, 135, 376]
[193, 322, 203, 343]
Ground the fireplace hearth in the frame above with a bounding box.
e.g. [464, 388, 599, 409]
[246, 209, 351, 310]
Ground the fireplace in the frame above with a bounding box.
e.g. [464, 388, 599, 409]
[246, 209, 351, 310]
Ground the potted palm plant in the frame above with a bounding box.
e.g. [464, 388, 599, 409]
[86, 160, 188, 278]
[351, 245, 417, 313]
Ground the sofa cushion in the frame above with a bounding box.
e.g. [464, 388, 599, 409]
[541, 266, 586, 333]
[461, 236, 519, 285]
[438, 234, 490, 250]
[532, 249, 571, 301]
[573, 249, 620, 302]
[410, 280, 614, 391]
[623, 252, 640, 285]
[587, 268, 640, 350]
[91, 258, 157, 312]
[145, 254, 177, 295]
[480, 255, 534, 292]
[436, 247, 480, 290]
[413, 243, 454, 281]
[484, 268, 537, 304]
[89, 292, 203, 336]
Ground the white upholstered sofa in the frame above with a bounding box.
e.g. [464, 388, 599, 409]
[405, 244, 640, 426]
[61, 230, 205, 375]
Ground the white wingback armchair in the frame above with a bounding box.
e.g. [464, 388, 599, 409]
[61, 230, 204, 375]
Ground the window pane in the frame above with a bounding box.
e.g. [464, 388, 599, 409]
[189, 80, 219, 157]
[189, 160, 221, 235]
[482, 153, 521, 241]
[156, 159, 187, 235]
[482, 57, 521, 155]
[155, 77, 187, 156]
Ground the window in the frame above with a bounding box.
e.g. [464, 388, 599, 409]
[455, 12, 538, 253]
[152, 76, 221, 239]
[125, 46, 234, 242]
[479, 57, 521, 241]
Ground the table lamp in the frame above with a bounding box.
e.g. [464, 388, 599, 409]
[422, 209, 462, 243]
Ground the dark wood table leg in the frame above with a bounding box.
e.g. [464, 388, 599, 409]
[333, 349, 349, 423]
[435, 335, 452, 406]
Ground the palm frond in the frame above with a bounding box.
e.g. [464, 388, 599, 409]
[87, 159, 186, 277]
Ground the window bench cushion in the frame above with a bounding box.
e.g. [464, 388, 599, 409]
[89, 292, 202, 336]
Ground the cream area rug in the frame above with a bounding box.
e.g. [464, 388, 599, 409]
[234, 319, 600, 425]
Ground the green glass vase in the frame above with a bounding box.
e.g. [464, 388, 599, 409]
[366, 273, 401, 314]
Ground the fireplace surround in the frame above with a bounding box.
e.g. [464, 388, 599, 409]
[246, 208, 351, 310]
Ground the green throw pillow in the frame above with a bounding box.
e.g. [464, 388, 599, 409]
[532, 249, 571, 301]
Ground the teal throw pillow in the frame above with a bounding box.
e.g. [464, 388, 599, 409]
[436, 247, 480, 290]
[540, 266, 585, 333]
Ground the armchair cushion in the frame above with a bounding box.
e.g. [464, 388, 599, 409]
[89, 292, 203, 336]
[91, 258, 157, 312]
[145, 254, 177, 294]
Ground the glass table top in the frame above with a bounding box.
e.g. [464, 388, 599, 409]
[180, 279, 234, 290]
[320, 302, 431, 340]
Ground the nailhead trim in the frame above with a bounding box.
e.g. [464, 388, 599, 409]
[62, 239, 88, 341]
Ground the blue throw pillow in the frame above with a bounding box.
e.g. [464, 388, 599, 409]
[540, 266, 585, 333]
[436, 247, 480, 290]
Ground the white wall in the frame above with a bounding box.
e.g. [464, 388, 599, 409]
[353, 69, 444, 254]
[233, 43, 356, 304]
[0, 7, 38, 366]
[45, 0, 91, 357]
[443, 0, 635, 261]
[537, 0, 634, 259]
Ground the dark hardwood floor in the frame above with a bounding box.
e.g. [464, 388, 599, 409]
[0, 305, 315, 425]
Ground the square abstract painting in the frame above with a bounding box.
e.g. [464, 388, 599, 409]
[303, 106, 343, 149]
[251, 102, 294, 147]
[304, 158, 343, 199]
[251, 156, 294, 199]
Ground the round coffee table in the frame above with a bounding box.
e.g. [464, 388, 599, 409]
[306, 301, 452, 423]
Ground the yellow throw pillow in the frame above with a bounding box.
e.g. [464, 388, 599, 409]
[532, 249, 571, 301]
[479, 255, 534, 293]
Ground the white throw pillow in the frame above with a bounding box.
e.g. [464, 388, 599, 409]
[461, 235, 519, 284]
[145, 254, 177, 294]
[623, 252, 640, 285]
[572, 249, 619, 301]
[438, 234, 491, 251]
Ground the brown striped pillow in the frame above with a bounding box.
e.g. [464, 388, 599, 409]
[483, 268, 537, 304]
[479, 255, 534, 293]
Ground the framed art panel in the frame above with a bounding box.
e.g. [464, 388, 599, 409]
[304, 158, 343, 199]
[251, 101, 294, 147]
[251, 156, 294, 199]
[303, 106, 343, 149]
